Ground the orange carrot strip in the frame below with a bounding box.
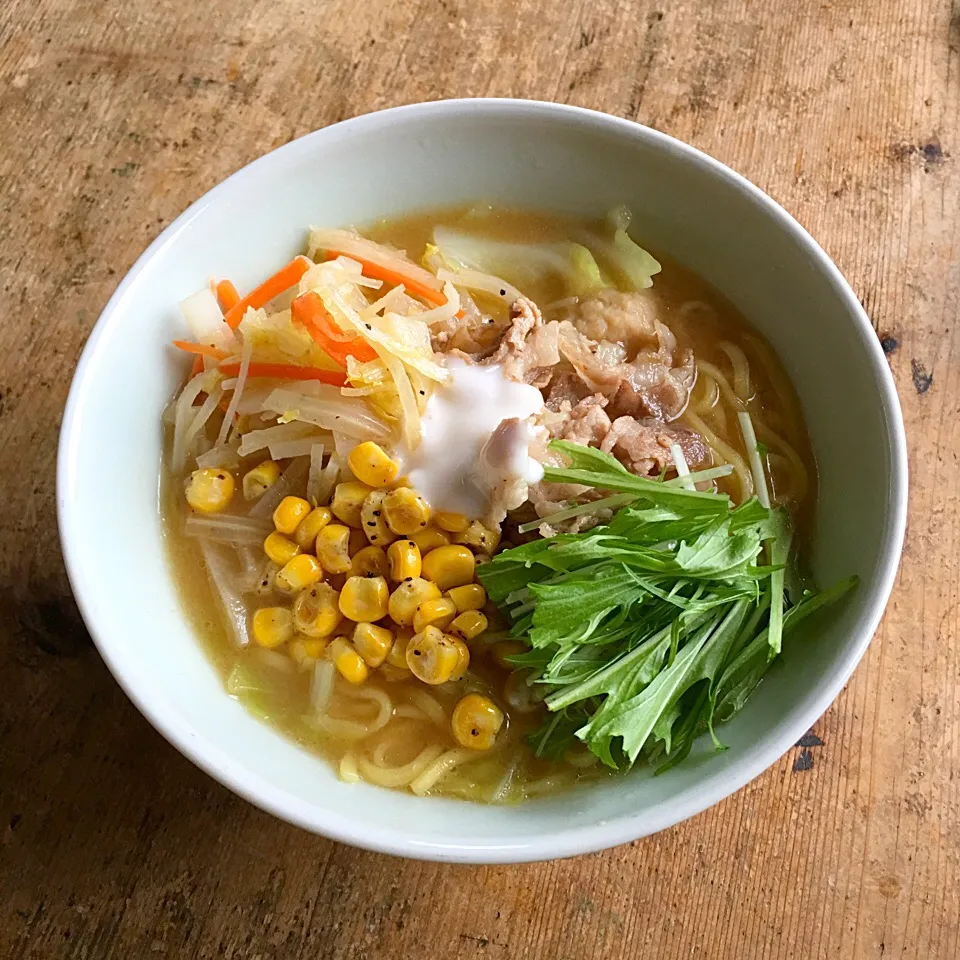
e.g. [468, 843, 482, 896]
[216, 279, 241, 311]
[322, 252, 446, 306]
[173, 340, 228, 360]
[218, 361, 347, 387]
[223, 257, 311, 330]
[190, 355, 204, 377]
[291, 291, 379, 366]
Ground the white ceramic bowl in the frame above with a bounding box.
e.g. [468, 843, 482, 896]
[58, 99, 907, 863]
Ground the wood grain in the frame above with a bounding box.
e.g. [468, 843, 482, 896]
[1, 0, 957, 957]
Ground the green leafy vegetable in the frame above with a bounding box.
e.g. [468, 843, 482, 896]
[478, 441, 857, 772]
[432, 209, 662, 298]
[432, 228, 606, 297]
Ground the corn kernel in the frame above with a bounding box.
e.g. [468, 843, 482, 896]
[263, 530, 300, 567]
[242, 460, 280, 501]
[273, 495, 311, 534]
[449, 610, 488, 642]
[293, 582, 342, 638]
[409, 526, 451, 553]
[331, 481, 373, 528]
[185, 467, 235, 513]
[406, 625, 460, 684]
[451, 693, 503, 750]
[385, 628, 414, 668]
[352, 622, 393, 667]
[339, 575, 389, 622]
[387, 539, 422, 581]
[446, 583, 487, 612]
[434, 510, 469, 533]
[315, 524, 352, 574]
[252, 606, 294, 648]
[329, 637, 369, 685]
[382, 487, 432, 535]
[289, 635, 329, 668]
[351, 545, 388, 578]
[454, 520, 501, 553]
[421, 544, 476, 591]
[413, 597, 457, 633]
[388, 577, 442, 625]
[361, 489, 396, 546]
[348, 441, 399, 488]
[448, 635, 471, 681]
[294, 506, 332, 549]
[275, 553, 324, 594]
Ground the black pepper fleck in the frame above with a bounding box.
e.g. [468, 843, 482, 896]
[499, 289, 506, 296]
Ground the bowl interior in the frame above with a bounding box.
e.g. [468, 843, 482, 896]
[59, 101, 905, 862]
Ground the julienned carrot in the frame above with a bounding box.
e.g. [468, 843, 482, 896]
[291, 291, 378, 366]
[215, 279, 241, 312]
[223, 257, 312, 330]
[218, 360, 347, 386]
[322, 252, 446, 306]
[173, 340, 228, 360]
[189, 355, 204, 377]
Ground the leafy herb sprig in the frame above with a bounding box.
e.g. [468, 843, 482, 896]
[478, 441, 857, 772]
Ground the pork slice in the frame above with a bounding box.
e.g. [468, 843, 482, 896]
[599, 416, 709, 476]
[552, 288, 662, 354]
[481, 297, 561, 387]
[556, 318, 694, 422]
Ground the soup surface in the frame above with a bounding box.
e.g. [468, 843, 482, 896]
[162, 206, 824, 803]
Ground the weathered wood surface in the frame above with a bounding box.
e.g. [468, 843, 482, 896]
[1, 0, 957, 957]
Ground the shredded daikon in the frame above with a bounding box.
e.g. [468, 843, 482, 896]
[310, 661, 336, 712]
[269, 438, 327, 459]
[361, 285, 419, 319]
[184, 513, 273, 544]
[198, 542, 252, 647]
[315, 451, 340, 504]
[409, 281, 460, 326]
[237, 420, 325, 457]
[195, 443, 240, 469]
[172, 370, 213, 472]
[182, 382, 225, 462]
[249, 458, 310, 518]
[436, 267, 523, 304]
[306, 444, 326, 504]
[217, 335, 252, 447]
[262, 386, 391, 441]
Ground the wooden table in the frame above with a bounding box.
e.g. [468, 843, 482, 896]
[1, 1, 957, 956]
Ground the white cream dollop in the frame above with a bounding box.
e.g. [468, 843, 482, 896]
[403, 358, 544, 518]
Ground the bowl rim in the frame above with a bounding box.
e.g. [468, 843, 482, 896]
[57, 97, 908, 863]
